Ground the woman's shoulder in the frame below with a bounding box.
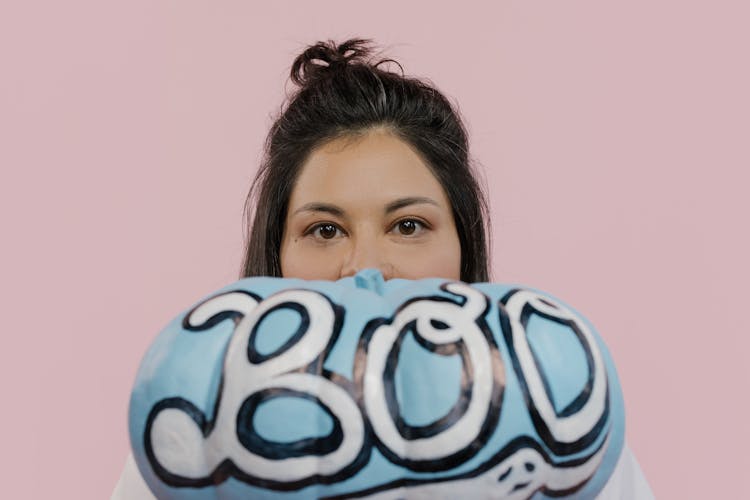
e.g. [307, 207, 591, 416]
[597, 444, 654, 499]
[110, 453, 156, 500]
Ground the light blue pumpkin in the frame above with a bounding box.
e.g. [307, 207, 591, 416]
[129, 269, 625, 499]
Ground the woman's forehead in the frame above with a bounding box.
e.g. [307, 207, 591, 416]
[290, 131, 450, 209]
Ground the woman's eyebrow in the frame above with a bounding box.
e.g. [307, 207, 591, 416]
[384, 196, 440, 214]
[293, 202, 345, 217]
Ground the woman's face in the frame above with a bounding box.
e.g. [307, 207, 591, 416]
[280, 129, 461, 281]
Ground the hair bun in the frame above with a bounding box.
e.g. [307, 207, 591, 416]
[290, 38, 375, 86]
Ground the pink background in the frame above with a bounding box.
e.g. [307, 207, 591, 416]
[2, 1, 747, 498]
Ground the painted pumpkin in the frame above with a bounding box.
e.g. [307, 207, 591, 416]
[129, 269, 624, 499]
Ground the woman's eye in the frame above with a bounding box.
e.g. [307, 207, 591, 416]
[311, 223, 341, 240]
[393, 219, 425, 236]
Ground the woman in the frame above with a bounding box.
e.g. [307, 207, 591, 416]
[239, 38, 489, 284]
[114, 39, 652, 498]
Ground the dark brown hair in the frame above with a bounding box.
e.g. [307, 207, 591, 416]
[240, 38, 491, 282]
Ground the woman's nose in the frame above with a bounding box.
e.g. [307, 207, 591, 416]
[339, 237, 393, 280]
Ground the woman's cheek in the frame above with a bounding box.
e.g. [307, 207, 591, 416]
[281, 242, 342, 281]
[390, 241, 461, 281]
